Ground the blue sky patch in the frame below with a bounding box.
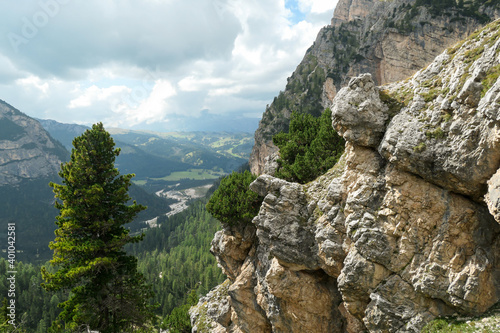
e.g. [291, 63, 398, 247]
[285, 0, 306, 24]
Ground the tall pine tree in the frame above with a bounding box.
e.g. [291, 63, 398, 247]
[41, 123, 155, 333]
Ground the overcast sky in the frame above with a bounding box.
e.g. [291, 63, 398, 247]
[0, 0, 338, 131]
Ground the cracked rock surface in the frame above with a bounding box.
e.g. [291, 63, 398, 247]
[193, 18, 500, 333]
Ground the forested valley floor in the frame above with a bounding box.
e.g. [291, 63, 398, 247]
[0, 197, 225, 332]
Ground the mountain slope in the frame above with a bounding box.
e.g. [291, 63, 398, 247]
[35, 118, 89, 150]
[0, 100, 68, 186]
[249, 0, 500, 175]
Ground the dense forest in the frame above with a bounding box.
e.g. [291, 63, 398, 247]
[129, 199, 226, 317]
[0, 196, 224, 332]
[0, 177, 174, 264]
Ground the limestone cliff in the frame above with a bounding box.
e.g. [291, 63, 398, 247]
[249, 0, 500, 175]
[0, 100, 68, 186]
[192, 19, 500, 332]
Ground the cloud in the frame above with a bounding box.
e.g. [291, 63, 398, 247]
[68, 85, 130, 109]
[298, 0, 338, 14]
[0, 0, 338, 131]
[118, 79, 177, 126]
[0, 0, 241, 77]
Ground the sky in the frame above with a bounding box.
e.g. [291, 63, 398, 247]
[0, 0, 338, 132]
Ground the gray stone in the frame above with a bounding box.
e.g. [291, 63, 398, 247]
[331, 73, 389, 148]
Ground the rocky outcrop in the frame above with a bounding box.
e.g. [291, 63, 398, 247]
[0, 100, 68, 186]
[249, 0, 500, 175]
[194, 19, 500, 332]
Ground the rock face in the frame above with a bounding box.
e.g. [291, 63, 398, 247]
[249, 0, 500, 175]
[0, 100, 68, 186]
[192, 19, 500, 332]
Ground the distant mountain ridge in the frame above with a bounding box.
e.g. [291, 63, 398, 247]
[35, 118, 89, 150]
[37, 120, 253, 191]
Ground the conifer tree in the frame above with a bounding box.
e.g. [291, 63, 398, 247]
[41, 123, 155, 333]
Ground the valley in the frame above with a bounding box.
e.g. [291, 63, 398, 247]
[144, 183, 213, 227]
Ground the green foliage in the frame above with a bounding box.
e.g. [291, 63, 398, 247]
[109, 131, 251, 182]
[41, 123, 155, 333]
[392, 0, 498, 34]
[413, 0, 495, 22]
[0, 177, 175, 264]
[379, 90, 405, 118]
[425, 127, 446, 139]
[129, 199, 226, 316]
[422, 302, 500, 332]
[160, 290, 198, 333]
[273, 109, 345, 184]
[0, 198, 224, 332]
[0, 259, 65, 332]
[422, 315, 499, 332]
[206, 171, 263, 226]
[482, 64, 500, 97]
[0, 177, 59, 263]
[414, 142, 427, 153]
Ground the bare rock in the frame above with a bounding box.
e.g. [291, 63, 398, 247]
[264, 258, 345, 333]
[331, 73, 389, 148]
[227, 258, 271, 333]
[262, 152, 280, 177]
[379, 21, 500, 199]
[211, 225, 256, 280]
[206, 16, 500, 333]
[249, 0, 499, 175]
[0, 100, 67, 185]
[190, 280, 232, 333]
[250, 175, 319, 271]
[486, 169, 500, 224]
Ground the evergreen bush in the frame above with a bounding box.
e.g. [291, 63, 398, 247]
[273, 109, 345, 184]
[206, 171, 263, 226]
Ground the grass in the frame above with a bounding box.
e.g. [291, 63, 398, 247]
[425, 127, 446, 139]
[422, 302, 500, 333]
[153, 169, 226, 181]
[413, 142, 427, 153]
[442, 113, 453, 122]
[421, 88, 441, 103]
[379, 89, 405, 117]
[481, 64, 500, 97]
[463, 45, 485, 64]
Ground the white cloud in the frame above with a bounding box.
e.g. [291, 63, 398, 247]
[298, 0, 338, 14]
[112, 79, 177, 126]
[16, 75, 51, 95]
[0, 0, 338, 130]
[69, 85, 130, 109]
[178, 76, 235, 93]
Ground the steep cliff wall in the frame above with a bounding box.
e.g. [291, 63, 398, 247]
[249, 0, 500, 175]
[192, 19, 500, 332]
[0, 100, 68, 186]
